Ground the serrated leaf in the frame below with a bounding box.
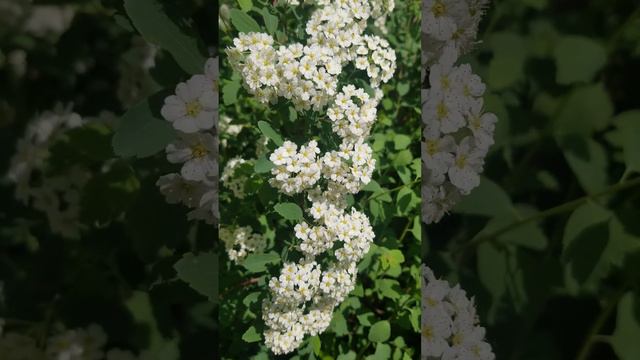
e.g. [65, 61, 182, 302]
[257, 120, 284, 146]
[230, 8, 261, 33]
[368, 321, 391, 343]
[124, 0, 206, 74]
[174, 252, 218, 302]
[274, 202, 302, 221]
[112, 97, 176, 158]
[563, 203, 640, 291]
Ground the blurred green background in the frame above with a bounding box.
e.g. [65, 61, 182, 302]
[425, 0, 640, 359]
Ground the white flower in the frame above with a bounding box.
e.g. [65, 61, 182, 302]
[422, 265, 495, 360]
[161, 74, 217, 133]
[166, 132, 218, 181]
[448, 137, 483, 194]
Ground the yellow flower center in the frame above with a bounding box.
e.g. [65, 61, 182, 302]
[436, 101, 448, 119]
[441, 76, 450, 90]
[192, 143, 208, 158]
[426, 140, 439, 155]
[422, 326, 434, 340]
[432, 2, 446, 16]
[186, 100, 202, 118]
[455, 155, 468, 168]
[452, 333, 463, 346]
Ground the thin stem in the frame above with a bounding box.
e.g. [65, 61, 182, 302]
[457, 177, 640, 253]
[575, 289, 625, 360]
[364, 179, 420, 203]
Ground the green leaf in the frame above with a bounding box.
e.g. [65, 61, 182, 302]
[330, 311, 349, 336]
[310, 336, 321, 355]
[393, 134, 411, 150]
[112, 97, 176, 158]
[124, 0, 206, 74]
[242, 326, 261, 343]
[554, 83, 613, 135]
[254, 156, 275, 173]
[237, 0, 253, 12]
[397, 82, 409, 96]
[554, 36, 606, 85]
[257, 120, 284, 146]
[368, 321, 391, 343]
[174, 252, 218, 302]
[274, 202, 303, 221]
[223, 80, 242, 105]
[477, 242, 508, 321]
[611, 293, 640, 360]
[230, 8, 261, 33]
[257, 8, 278, 34]
[367, 343, 391, 360]
[337, 352, 357, 360]
[614, 111, 640, 174]
[454, 178, 513, 217]
[392, 149, 413, 167]
[563, 203, 640, 292]
[560, 136, 609, 194]
[357, 312, 375, 326]
[243, 251, 280, 273]
[487, 32, 527, 90]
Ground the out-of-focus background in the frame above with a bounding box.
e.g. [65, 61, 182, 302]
[0, 0, 218, 358]
[425, 0, 640, 359]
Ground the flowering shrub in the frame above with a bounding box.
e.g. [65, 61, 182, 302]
[219, 0, 421, 357]
[425, 0, 640, 360]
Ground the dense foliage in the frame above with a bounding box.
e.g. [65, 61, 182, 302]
[1, 0, 218, 358]
[218, 0, 421, 358]
[424, 1, 640, 359]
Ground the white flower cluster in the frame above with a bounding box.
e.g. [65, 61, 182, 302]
[157, 57, 219, 225]
[0, 323, 140, 360]
[422, 0, 497, 224]
[220, 157, 249, 199]
[226, 1, 395, 111]
[422, 266, 495, 360]
[220, 225, 267, 264]
[7, 105, 88, 238]
[227, 0, 396, 355]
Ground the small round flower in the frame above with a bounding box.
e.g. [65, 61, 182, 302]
[161, 75, 217, 133]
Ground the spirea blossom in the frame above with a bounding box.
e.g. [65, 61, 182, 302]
[422, 266, 495, 360]
[6, 104, 89, 238]
[157, 57, 219, 226]
[220, 225, 267, 264]
[0, 323, 146, 360]
[422, 0, 497, 224]
[227, 0, 396, 355]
